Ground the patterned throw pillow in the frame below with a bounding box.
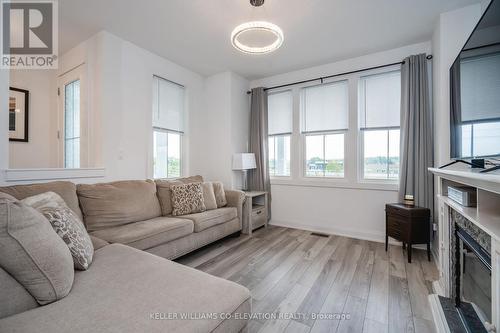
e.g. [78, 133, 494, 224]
[22, 192, 94, 270]
[171, 183, 206, 216]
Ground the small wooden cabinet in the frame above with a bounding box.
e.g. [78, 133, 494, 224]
[385, 203, 431, 263]
[242, 191, 268, 236]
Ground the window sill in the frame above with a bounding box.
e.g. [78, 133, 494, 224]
[3, 168, 106, 183]
[270, 178, 398, 192]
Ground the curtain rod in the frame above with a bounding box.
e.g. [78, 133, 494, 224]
[246, 54, 433, 94]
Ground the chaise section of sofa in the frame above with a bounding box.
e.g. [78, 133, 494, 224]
[0, 244, 251, 333]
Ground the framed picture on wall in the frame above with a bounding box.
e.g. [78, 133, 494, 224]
[9, 87, 29, 142]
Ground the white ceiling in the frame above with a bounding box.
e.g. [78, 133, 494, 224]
[59, 0, 480, 80]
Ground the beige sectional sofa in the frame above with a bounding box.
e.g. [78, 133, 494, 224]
[0, 176, 251, 332]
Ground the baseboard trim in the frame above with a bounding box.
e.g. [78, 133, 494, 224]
[269, 219, 399, 245]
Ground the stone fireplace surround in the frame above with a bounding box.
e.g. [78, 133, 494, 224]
[449, 209, 491, 302]
[428, 168, 500, 333]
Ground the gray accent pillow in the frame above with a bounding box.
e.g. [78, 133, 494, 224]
[212, 182, 227, 208]
[22, 192, 94, 270]
[0, 195, 74, 305]
[202, 182, 217, 210]
[171, 183, 206, 216]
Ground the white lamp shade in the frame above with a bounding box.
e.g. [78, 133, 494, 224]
[232, 153, 257, 170]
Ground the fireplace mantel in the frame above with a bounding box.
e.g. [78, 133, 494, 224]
[428, 167, 500, 333]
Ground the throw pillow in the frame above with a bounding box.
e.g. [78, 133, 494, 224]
[155, 175, 204, 216]
[212, 181, 227, 207]
[171, 183, 206, 216]
[0, 195, 74, 305]
[201, 182, 217, 210]
[22, 192, 94, 270]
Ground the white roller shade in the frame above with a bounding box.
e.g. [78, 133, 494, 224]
[359, 71, 401, 129]
[461, 53, 500, 122]
[153, 76, 185, 132]
[302, 80, 349, 133]
[268, 90, 293, 135]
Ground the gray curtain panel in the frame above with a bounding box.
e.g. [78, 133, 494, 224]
[399, 54, 434, 218]
[249, 87, 271, 218]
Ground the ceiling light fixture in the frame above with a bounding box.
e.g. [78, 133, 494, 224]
[231, 0, 284, 55]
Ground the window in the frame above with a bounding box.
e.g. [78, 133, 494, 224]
[268, 90, 292, 176]
[305, 133, 344, 177]
[152, 76, 184, 179]
[302, 80, 348, 178]
[359, 70, 401, 180]
[64, 80, 81, 168]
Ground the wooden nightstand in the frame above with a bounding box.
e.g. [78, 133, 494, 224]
[242, 191, 268, 236]
[385, 203, 431, 263]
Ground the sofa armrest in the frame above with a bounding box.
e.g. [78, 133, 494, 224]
[225, 190, 246, 227]
[90, 235, 109, 251]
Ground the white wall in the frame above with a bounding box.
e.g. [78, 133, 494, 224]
[0, 31, 206, 185]
[8, 69, 57, 168]
[190, 71, 250, 189]
[250, 41, 431, 242]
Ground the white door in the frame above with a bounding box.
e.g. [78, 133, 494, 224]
[57, 65, 88, 168]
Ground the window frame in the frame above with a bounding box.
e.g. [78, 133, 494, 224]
[264, 65, 402, 191]
[151, 75, 185, 179]
[303, 130, 346, 179]
[267, 89, 294, 179]
[299, 78, 349, 180]
[359, 127, 400, 182]
[268, 133, 292, 178]
[153, 127, 183, 179]
[357, 68, 402, 184]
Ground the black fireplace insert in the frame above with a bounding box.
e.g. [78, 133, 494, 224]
[454, 225, 492, 332]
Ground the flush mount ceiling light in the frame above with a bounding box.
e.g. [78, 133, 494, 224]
[231, 0, 284, 55]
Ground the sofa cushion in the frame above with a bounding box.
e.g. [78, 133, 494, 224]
[179, 207, 237, 232]
[90, 217, 194, 250]
[201, 182, 217, 210]
[77, 180, 162, 232]
[0, 244, 251, 333]
[0, 181, 83, 220]
[0, 196, 74, 305]
[171, 183, 206, 216]
[212, 181, 227, 207]
[155, 175, 203, 216]
[0, 267, 38, 319]
[22, 192, 94, 270]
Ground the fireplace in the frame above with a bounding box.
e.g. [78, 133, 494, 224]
[439, 209, 494, 333]
[454, 224, 492, 332]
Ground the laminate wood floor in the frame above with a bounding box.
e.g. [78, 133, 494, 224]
[176, 226, 439, 333]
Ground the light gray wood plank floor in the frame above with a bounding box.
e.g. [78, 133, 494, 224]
[176, 226, 439, 333]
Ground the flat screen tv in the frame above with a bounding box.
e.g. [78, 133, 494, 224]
[450, 0, 500, 160]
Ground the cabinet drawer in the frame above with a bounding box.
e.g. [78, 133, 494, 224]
[252, 208, 267, 229]
[387, 215, 408, 241]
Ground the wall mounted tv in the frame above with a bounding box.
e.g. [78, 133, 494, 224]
[450, 0, 500, 160]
